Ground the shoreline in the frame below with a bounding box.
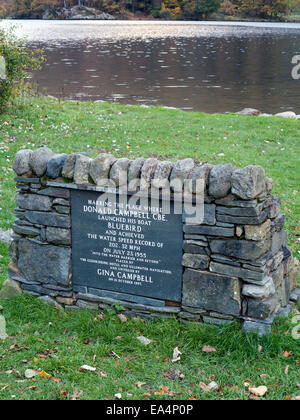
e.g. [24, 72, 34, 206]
[2, 4, 300, 23]
[2, 19, 300, 30]
[47, 96, 300, 119]
[2, 17, 300, 24]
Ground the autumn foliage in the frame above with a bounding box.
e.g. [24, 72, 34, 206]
[0, 0, 295, 19]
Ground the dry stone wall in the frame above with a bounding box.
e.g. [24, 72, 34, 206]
[1, 147, 299, 336]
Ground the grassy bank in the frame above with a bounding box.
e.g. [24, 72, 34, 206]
[0, 96, 299, 251]
[0, 96, 299, 400]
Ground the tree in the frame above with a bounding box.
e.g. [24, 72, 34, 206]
[241, 0, 289, 18]
[0, 27, 44, 112]
[287, 0, 300, 11]
[194, 0, 221, 17]
[219, 0, 240, 15]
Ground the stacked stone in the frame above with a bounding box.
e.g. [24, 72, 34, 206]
[2, 147, 298, 336]
[4, 148, 73, 306]
[181, 164, 298, 334]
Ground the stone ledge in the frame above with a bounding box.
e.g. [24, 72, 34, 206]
[13, 148, 270, 200]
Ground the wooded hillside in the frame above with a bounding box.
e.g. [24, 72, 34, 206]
[0, 0, 299, 20]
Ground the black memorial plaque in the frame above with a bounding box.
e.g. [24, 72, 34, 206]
[71, 190, 183, 302]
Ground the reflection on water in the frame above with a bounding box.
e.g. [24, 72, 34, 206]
[1, 20, 300, 113]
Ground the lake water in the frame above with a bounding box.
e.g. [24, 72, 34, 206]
[1, 20, 300, 113]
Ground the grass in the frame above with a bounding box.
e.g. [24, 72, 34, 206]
[210, 12, 300, 22]
[0, 293, 299, 400]
[286, 13, 300, 21]
[0, 96, 299, 400]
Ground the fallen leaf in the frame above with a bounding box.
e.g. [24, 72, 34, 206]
[0, 315, 8, 340]
[199, 382, 210, 392]
[118, 314, 127, 323]
[79, 365, 96, 372]
[283, 351, 292, 358]
[135, 382, 146, 388]
[163, 368, 185, 380]
[71, 390, 83, 400]
[38, 370, 51, 379]
[137, 336, 152, 346]
[154, 385, 169, 395]
[284, 365, 289, 375]
[60, 390, 69, 397]
[249, 386, 268, 397]
[107, 350, 121, 359]
[171, 347, 182, 363]
[24, 369, 37, 379]
[208, 381, 219, 391]
[202, 345, 217, 353]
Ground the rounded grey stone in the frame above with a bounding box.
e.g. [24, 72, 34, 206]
[190, 164, 213, 194]
[74, 155, 91, 185]
[90, 153, 117, 186]
[275, 111, 297, 119]
[0, 279, 22, 300]
[30, 147, 55, 177]
[109, 158, 131, 188]
[152, 161, 173, 189]
[62, 152, 89, 180]
[231, 165, 266, 200]
[62, 154, 76, 179]
[0, 228, 13, 244]
[170, 158, 195, 192]
[208, 164, 234, 199]
[46, 154, 68, 179]
[128, 158, 145, 190]
[13, 149, 33, 176]
[140, 158, 158, 190]
[237, 108, 261, 116]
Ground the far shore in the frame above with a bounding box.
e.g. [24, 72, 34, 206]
[2, 19, 300, 27]
[2, 15, 300, 24]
